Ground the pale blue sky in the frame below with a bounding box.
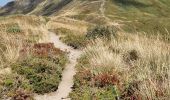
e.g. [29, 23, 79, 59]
[0, 0, 13, 6]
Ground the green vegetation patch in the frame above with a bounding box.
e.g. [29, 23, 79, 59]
[6, 24, 22, 34]
[61, 33, 87, 49]
[51, 28, 87, 49]
[0, 43, 68, 99]
[0, 74, 33, 100]
[69, 55, 120, 100]
[122, 18, 170, 41]
[86, 25, 117, 40]
[105, 0, 170, 41]
[0, 23, 22, 34]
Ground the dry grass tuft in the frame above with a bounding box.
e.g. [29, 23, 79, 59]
[0, 32, 23, 68]
[84, 32, 170, 99]
[0, 15, 49, 68]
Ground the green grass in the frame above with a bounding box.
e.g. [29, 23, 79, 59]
[122, 18, 170, 41]
[105, 0, 170, 41]
[51, 28, 87, 49]
[6, 24, 22, 34]
[60, 33, 87, 49]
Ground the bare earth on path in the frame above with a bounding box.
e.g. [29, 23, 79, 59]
[34, 32, 82, 100]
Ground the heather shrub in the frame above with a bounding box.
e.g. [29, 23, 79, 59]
[12, 88, 33, 100]
[12, 43, 67, 94]
[0, 74, 33, 100]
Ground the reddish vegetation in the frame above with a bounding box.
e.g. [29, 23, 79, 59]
[74, 69, 92, 86]
[94, 73, 120, 87]
[80, 69, 92, 81]
[19, 43, 63, 58]
[33, 43, 63, 57]
[12, 89, 32, 100]
[121, 82, 142, 100]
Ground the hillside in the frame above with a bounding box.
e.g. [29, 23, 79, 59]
[0, 0, 44, 15]
[0, 0, 170, 100]
[0, 0, 73, 16]
[2, 0, 170, 17]
[1, 0, 170, 36]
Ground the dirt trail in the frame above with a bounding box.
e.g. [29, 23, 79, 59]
[99, 0, 121, 26]
[100, 0, 105, 17]
[34, 32, 82, 100]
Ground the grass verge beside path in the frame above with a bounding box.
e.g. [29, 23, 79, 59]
[70, 32, 170, 100]
[0, 43, 68, 100]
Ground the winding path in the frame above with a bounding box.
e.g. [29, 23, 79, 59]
[100, 0, 106, 17]
[99, 0, 121, 26]
[34, 32, 82, 100]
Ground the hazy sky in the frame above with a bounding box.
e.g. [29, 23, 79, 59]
[0, 0, 12, 6]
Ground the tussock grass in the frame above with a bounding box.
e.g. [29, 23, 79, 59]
[0, 15, 69, 99]
[0, 32, 22, 68]
[0, 15, 49, 69]
[71, 32, 170, 99]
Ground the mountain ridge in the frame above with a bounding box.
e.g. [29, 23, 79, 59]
[1, 0, 170, 36]
[0, 0, 73, 16]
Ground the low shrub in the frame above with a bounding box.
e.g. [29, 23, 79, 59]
[13, 43, 68, 94]
[0, 43, 68, 99]
[86, 25, 117, 40]
[0, 74, 33, 100]
[12, 88, 33, 100]
[70, 55, 120, 100]
[61, 33, 87, 49]
[12, 57, 63, 94]
[94, 73, 120, 87]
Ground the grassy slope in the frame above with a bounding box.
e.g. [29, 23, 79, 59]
[70, 31, 170, 99]
[0, 0, 73, 16]
[0, 0, 170, 99]
[105, 0, 170, 39]
[0, 15, 68, 99]
[0, 15, 47, 68]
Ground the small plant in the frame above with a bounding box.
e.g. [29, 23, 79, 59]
[44, 17, 50, 23]
[6, 24, 22, 33]
[123, 50, 139, 65]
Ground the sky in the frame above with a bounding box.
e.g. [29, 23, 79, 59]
[0, 0, 13, 6]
